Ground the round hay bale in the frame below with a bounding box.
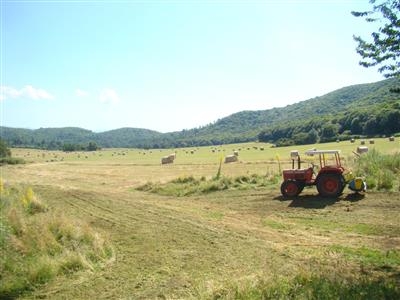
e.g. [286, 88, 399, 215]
[225, 154, 238, 163]
[357, 146, 369, 154]
[161, 156, 174, 164]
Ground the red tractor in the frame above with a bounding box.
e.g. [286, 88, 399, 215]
[280, 149, 365, 198]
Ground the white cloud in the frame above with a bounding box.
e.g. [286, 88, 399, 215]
[76, 88, 89, 97]
[0, 86, 22, 100]
[0, 85, 54, 101]
[23, 85, 54, 100]
[99, 88, 120, 104]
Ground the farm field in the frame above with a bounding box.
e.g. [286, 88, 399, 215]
[1, 138, 400, 299]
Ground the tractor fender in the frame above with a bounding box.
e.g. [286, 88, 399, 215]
[317, 167, 344, 175]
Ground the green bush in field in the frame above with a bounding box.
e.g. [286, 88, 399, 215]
[354, 149, 400, 191]
[0, 157, 25, 165]
[0, 139, 11, 158]
[0, 179, 114, 298]
[0, 138, 25, 165]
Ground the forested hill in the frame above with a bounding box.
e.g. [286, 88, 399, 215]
[1, 77, 399, 149]
[164, 77, 400, 147]
[0, 127, 162, 150]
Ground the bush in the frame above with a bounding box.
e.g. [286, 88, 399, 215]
[20, 187, 47, 214]
[354, 149, 399, 191]
[0, 139, 25, 165]
[0, 157, 25, 165]
[0, 139, 11, 158]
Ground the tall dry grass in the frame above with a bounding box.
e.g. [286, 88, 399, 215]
[0, 179, 114, 298]
[353, 149, 400, 191]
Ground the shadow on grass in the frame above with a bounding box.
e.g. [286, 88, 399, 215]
[273, 191, 366, 209]
[273, 194, 339, 209]
[344, 192, 365, 202]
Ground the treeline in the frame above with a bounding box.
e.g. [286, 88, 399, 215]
[259, 100, 400, 146]
[62, 142, 101, 152]
[0, 127, 96, 150]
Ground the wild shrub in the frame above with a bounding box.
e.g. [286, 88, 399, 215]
[20, 187, 47, 214]
[0, 157, 25, 165]
[354, 150, 399, 191]
[0, 140, 25, 165]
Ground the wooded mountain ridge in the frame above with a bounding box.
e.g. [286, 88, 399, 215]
[1, 77, 399, 149]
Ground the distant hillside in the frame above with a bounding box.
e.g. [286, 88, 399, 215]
[0, 127, 161, 149]
[0, 127, 96, 149]
[166, 77, 400, 146]
[1, 77, 399, 149]
[96, 128, 162, 148]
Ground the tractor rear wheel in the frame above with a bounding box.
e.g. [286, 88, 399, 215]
[297, 182, 305, 194]
[317, 174, 344, 198]
[281, 180, 302, 198]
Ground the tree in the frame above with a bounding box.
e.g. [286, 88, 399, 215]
[363, 117, 379, 135]
[350, 117, 363, 134]
[87, 141, 99, 151]
[378, 109, 400, 133]
[352, 0, 400, 78]
[0, 139, 11, 158]
[321, 123, 339, 141]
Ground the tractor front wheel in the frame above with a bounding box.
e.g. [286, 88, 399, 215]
[281, 180, 302, 198]
[317, 174, 344, 198]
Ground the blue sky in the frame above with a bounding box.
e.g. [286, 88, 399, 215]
[1, 0, 384, 133]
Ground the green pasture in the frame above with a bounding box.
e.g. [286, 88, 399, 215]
[11, 137, 399, 166]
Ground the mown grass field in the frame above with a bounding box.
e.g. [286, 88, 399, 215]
[1, 138, 399, 299]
